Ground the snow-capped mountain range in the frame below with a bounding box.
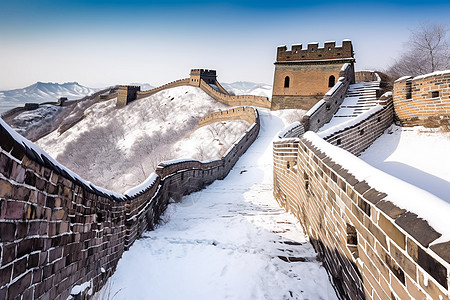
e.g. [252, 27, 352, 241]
[221, 81, 272, 98]
[0, 81, 272, 115]
[0, 82, 101, 114]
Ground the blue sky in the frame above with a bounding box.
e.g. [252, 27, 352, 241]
[1, 0, 450, 89]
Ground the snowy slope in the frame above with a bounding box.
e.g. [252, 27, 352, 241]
[95, 110, 337, 300]
[0, 82, 100, 114]
[36, 86, 249, 193]
[221, 81, 272, 99]
[359, 125, 450, 203]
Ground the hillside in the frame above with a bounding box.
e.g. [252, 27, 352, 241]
[0, 82, 100, 114]
[36, 86, 250, 193]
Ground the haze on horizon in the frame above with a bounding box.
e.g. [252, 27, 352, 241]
[1, 0, 449, 90]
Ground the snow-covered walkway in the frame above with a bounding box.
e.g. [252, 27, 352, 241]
[97, 110, 337, 300]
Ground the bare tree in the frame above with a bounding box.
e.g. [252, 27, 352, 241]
[387, 22, 450, 78]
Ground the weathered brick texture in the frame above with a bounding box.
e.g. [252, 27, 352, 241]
[273, 106, 449, 299]
[393, 71, 450, 127]
[0, 107, 260, 299]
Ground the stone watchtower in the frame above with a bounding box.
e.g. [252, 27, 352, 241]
[271, 40, 355, 110]
[189, 69, 217, 86]
[116, 85, 141, 108]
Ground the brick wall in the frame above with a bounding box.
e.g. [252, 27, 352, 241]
[273, 101, 449, 299]
[393, 71, 450, 127]
[198, 106, 257, 127]
[321, 99, 394, 156]
[301, 63, 355, 132]
[0, 108, 260, 299]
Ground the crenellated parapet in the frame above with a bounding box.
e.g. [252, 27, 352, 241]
[276, 40, 354, 63]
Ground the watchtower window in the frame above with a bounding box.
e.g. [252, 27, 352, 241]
[431, 91, 439, 98]
[328, 75, 336, 87]
[284, 76, 290, 88]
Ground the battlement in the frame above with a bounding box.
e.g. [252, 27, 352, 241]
[190, 68, 217, 85]
[276, 40, 354, 62]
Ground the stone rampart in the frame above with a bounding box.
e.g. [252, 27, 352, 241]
[273, 95, 448, 299]
[0, 108, 260, 299]
[198, 106, 256, 127]
[393, 71, 450, 127]
[136, 79, 190, 99]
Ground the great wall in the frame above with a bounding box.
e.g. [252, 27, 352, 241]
[0, 40, 449, 299]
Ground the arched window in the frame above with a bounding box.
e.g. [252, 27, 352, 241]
[284, 76, 290, 88]
[328, 75, 335, 87]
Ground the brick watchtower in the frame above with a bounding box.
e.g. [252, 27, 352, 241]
[271, 40, 355, 110]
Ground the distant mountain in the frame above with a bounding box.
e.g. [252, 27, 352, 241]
[221, 81, 272, 99]
[129, 83, 155, 91]
[0, 82, 101, 114]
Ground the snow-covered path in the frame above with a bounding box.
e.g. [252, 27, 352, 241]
[97, 110, 337, 300]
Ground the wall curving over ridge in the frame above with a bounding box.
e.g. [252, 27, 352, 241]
[0, 107, 260, 299]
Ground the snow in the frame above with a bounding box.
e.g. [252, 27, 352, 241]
[172, 120, 250, 161]
[394, 75, 412, 83]
[318, 105, 383, 138]
[359, 125, 450, 204]
[9, 105, 62, 136]
[124, 173, 159, 198]
[413, 70, 450, 81]
[36, 86, 247, 193]
[96, 110, 337, 300]
[303, 131, 450, 244]
[277, 121, 303, 138]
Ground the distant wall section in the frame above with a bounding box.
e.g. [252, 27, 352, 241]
[393, 71, 450, 127]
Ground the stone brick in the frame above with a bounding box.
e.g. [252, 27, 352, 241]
[376, 242, 405, 285]
[17, 238, 33, 258]
[0, 264, 12, 287]
[1, 243, 16, 265]
[405, 276, 426, 300]
[389, 241, 417, 281]
[418, 269, 447, 300]
[0, 179, 13, 199]
[362, 188, 386, 204]
[429, 241, 450, 264]
[12, 256, 27, 279]
[390, 272, 411, 300]
[375, 200, 406, 219]
[415, 245, 448, 289]
[8, 271, 31, 299]
[0, 222, 16, 242]
[378, 213, 405, 250]
[366, 221, 388, 250]
[395, 212, 441, 248]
